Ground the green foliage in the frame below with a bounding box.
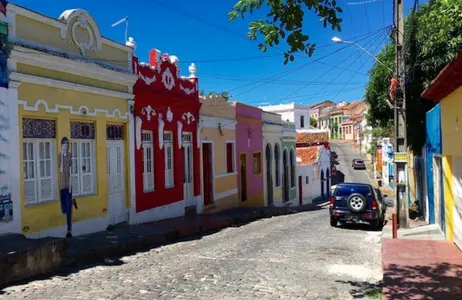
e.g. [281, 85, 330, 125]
[365, 0, 462, 155]
[364, 44, 394, 129]
[310, 117, 317, 127]
[229, 0, 343, 64]
[199, 90, 232, 101]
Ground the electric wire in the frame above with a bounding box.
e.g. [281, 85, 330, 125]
[230, 27, 389, 97]
[273, 28, 388, 103]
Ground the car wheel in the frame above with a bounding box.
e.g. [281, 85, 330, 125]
[346, 193, 367, 213]
[330, 217, 338, 227]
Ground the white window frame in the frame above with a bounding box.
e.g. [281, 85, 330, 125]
[274, 143, 281, 188]
[164, 131, 174, 188]
[23, 139, 56, 205]
[225, 140, 236, 173]
[71, 139, 96, 196]
[290, 147, 296, 188]
[142, 130, 155, 192]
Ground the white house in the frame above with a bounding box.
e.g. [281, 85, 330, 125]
[295, 131, 331, 204]
[296, 145, 331, 204]
[259, 103, 310, 130]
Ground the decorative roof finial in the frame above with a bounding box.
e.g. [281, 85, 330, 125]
[188, 63, 197, 78]
[126, 37, 136, 49]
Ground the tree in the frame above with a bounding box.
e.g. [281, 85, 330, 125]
[364, 0, 462, 155]
[199, 90, 232, 101]
[310, 117, 317, 127]
[229, 0, 343, 64]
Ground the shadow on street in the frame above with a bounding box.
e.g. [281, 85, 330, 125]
[335, 279, 382, 299]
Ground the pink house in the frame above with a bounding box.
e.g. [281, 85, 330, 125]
[233, 102, 264, 206]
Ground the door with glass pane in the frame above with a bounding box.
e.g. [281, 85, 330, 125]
[182, 133, 194, 207]
[107, 140, 125, 224]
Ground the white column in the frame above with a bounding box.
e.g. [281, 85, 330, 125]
[127, 100, 137, 224]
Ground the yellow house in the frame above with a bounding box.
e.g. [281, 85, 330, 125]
[422, 51, 462, 250]
[6, 4, 138, 238]
[199, 96, 239, 214]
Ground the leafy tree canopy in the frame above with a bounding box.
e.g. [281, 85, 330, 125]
[199, 90, 232, 101]
[364, 0, 462, 155]
[310, 117, 317, 127]
[229, 0, 343, 64]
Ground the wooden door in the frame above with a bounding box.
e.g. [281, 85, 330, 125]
[107, 141, 125, 224]
[240, 153, 247, 202]
[202, 143, 213, 205]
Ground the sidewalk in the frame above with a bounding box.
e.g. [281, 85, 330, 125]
[382, 239, 462, 299]
[0, 201, 329, 287]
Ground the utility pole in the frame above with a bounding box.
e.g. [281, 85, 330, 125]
[393, 0, 409, 229]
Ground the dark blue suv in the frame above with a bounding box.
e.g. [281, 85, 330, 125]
[329, 183, 386, 230]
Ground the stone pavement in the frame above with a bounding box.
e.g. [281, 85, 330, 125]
[1, 205, 382, 300]
[0, 201, 328, 287]
[382, 239, 462, 300]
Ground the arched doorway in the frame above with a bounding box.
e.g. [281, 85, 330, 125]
[283, 149, 289, 202]
[320, 169, 325, 199]
[265, 143, 273, 206]
[326, 168, 330, 198]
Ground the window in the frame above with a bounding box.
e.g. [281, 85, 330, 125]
[22, 118, 56, 205]
[290, 148, 295, 188]
[306, 176, 309, 184]
[300, 115, 305, 128]
[226, 142, 235, 173]
[253, 152, 262, 175]
[164, 132, 174, 187]
[70, 122, 96, 196]
[274, 144, 281, 187]
[142, 131, 154, 192]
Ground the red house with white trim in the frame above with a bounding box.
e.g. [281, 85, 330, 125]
[130, 49, 201, 224]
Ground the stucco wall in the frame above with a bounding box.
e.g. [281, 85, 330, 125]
[235, 103, 263, 206]
[262, 111, 283, 206]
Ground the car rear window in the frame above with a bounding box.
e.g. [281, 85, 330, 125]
[334, 185, 371, 197]
[356, 160, 364, 164]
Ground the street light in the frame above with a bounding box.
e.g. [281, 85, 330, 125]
[331, 37, 393, 73]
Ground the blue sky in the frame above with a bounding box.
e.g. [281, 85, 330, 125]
[11, 0, 425, 107]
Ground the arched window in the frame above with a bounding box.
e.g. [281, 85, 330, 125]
[290, 148, 296, 188]
[274, 143, 281, 187]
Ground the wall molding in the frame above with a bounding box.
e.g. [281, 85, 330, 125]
[215, 171, 237, 179]
[8, 4, 135, 53]
[18, 98, 130, 120]
[10, 72, 134, 100]
[9, 46, 137, 87]
[200, 115, 236, 130]
[215, 188, 238, 201]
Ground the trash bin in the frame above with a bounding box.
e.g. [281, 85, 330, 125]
[378, 179, 382, 187]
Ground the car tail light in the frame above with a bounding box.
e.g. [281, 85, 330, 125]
[372, 199, 378, 210]
[330, 197, 335, 207]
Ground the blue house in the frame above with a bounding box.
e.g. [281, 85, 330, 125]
[425, 104, 445, 233]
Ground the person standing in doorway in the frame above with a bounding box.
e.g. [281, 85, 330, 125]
[58, 137, 77, 238]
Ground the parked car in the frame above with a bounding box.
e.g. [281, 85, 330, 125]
[329, 182, 387, 230]
[351, 158, 366, 169]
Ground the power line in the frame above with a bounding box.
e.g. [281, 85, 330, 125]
[331, 34, 390, 101]
[230, 27, 388, 97]
[293, 29, 387, 105]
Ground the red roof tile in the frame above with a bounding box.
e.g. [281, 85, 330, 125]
[296, 146, 320, 165]
[296, 132, 329, 146]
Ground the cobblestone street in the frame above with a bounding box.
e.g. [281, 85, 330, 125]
[1, 209, 382, 300]
[1, 142, 382, 300]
